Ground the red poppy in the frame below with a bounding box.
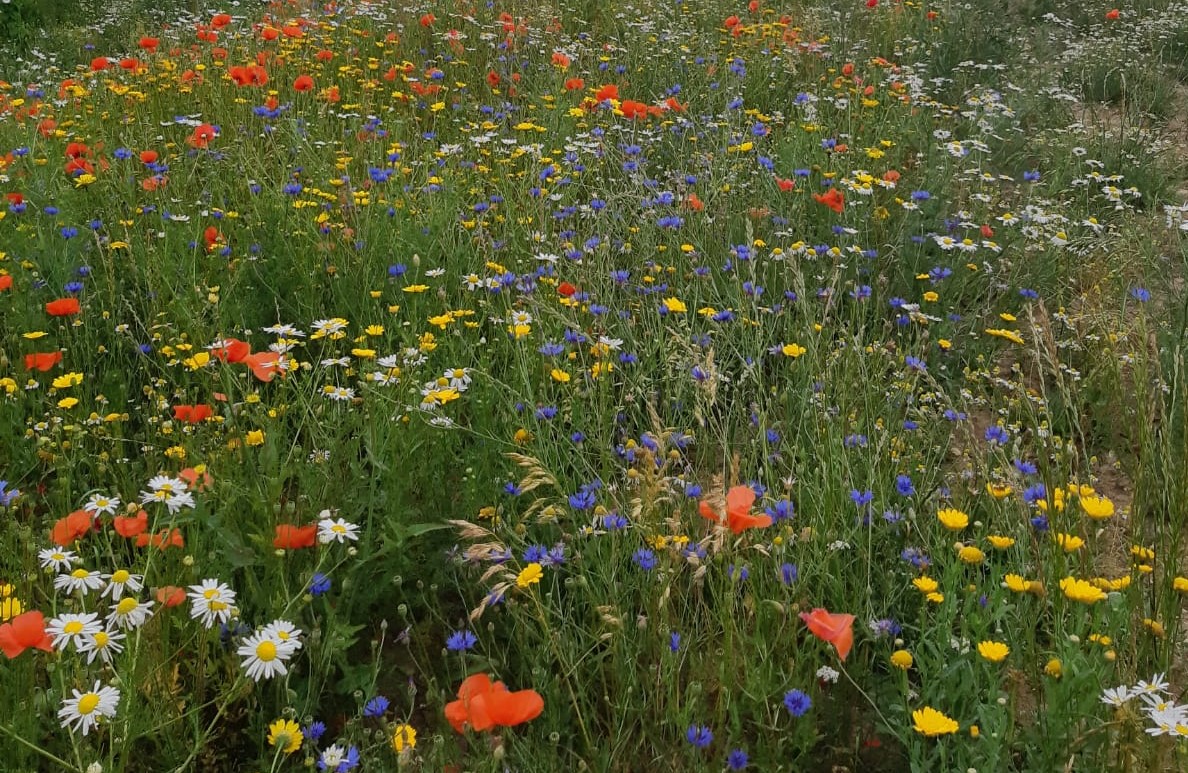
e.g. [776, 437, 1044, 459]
[46, 298, 81, 316]
[6, 192, 23, 205]
[90, 57, 111, 72]
[564, 77, 585, 91]
[0, 274, 12, 292]
[139, 150, 159, 164]
[1105, 8, 1120, 20]
[557, 282, 578, 297]
[281, 24, 303, 38]
[138, 36, 160, 52]
[0, 611, 53, 659]
[620, 100, 650, 120]
[419, 13, 435, 27]
[112, 510, 149, 538]
[155, 586, 187, 607]
[203, 226, 222, 249]
[445, 673, 544, 733]
[211, 338, 251, 363]
[50, 509, 95, 545]
[293, 74, 315, 92]
[775, 177, 795, 192]
[173, 404, 214, 423]
[24, 352, 63, 371]
[882, 169, 900, 184]
[687, 193, 704, 212]
[699, 485, 773, 534]
[119, 58, 142, 71]
[594, 84, 619, 102]
[229, 65, 268, 87]
[812, 188, 845, 214]
[551, 52, 571, 69]
[243, 351, 284, 382]
[211, 13, 232, 29]
[273, 523, 318, 549]
[136, 528, 184, 550]
[64, 157, 94, 177]
[179, 467, 213, 492]
[486, 70, 501, 88]
[188, 123, 217, 148]
[799, 608, 855, 661]
[315, 49, 334, 62]
[261, 26, 280, 41]
[725, 15, 741, 28]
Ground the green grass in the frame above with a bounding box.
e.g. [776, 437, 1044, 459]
[0, 0, 1186, 771]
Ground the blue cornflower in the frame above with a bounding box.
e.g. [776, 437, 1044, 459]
[901, 547, 931, 569]
[728, 749, 749, 770]
[1131, 287, 1150, 302]
[766, 499, 794, 522]
[633, 548, 657, 571]
[446, 630, 477, 652]
[686, 724, 713, 749]
[869, 618, 901, 638]
[569, 489, 596, 510]
[1014, 459, 1038, 475]
[669, 631, 681, 652]
[895, 474, 915, 497]
[985, 426, 1009, 445]
[522, 544, 548, 562]
[600, 512, 628, 530]
[783, 689, 812, 717]
[1023, 483, 1047, 504]
[850, 489, 873, 507]
[0, 481, 17, 507]
[303, 721, 326, 742]
[779, 563, 798, 585]
[387, 263, 407, 277]
[309, 573, 332, 596]
[362, 696, 389, 717]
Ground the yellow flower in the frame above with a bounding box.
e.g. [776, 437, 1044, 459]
[987, 535, 1015, 549]
[51, 372, 84, 389]
[890, 650, 913, 670]
[0, 596, 24, 621]
[391, 723, 417, 752]
[985, 328, 1024, 345]
[1054, 533, 1084, 552]
[57, 397, 80, 409]
[937, 508, 969, 531]
[550, 368, 571, 383]
[267, 719, 303, 754]
[782, 343, 806, 358]
[403, 284, 429, 293]
[516, 562, 543, 588]
[1173, 576, 1188, 593]
[912, 576, 939, 594]
[1045, 658, 1062, 678]
[977, 641, 1009, 663]
[351, 348, 376, 359]
[1080, 495, 1115, 519]
[662, 297, 687, 313]
[1003, 574, 1032, 593]
[1144, 618, 1165, 638]
[957, 545, 984, 564]
[912, 706, 959, 737]
[922, 291, 939, 302]
[1060, 576, 1106, 604]
[245, 430, 266, 447]
[985, 483, 1012, 499]
[926, 592, 945, 604]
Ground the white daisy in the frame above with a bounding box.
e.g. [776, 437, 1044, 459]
[47, 612, 103, 651]
[165, 491, 196, 513]
[444, 368, 471, 390]
[261, 619, 303, 655]
[83, 493, 121, 516]
[187, 579, 237, 628]
[317, 517, 360, 544]
[108, 597, 154, 630]
[58, 682, 120, 736]
[38, 547, 78, 572]
[101, 569, 144, 600]
[237, 630, 291, 681]
[54, 568, 106, 596]
[78, 628, 126, 665]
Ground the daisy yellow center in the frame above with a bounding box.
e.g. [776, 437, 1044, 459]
[77, 693, 100, 715]
[52, 553, 65, 561]
[256, 641, 277, 662]
[94, 631, 109, 647]
[71, 569, 90, 579]
[116, 598, 137, 615]
[209, 600, 228, 612]
[331, 524, 346, 534]
[64, 621, 84, 635]
[203, 588, 219, 599]
[277, 631, 290, 640]
[111, 570, 130, 584]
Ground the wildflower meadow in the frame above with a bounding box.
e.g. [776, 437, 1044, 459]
[2, 0, 1188, 769]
